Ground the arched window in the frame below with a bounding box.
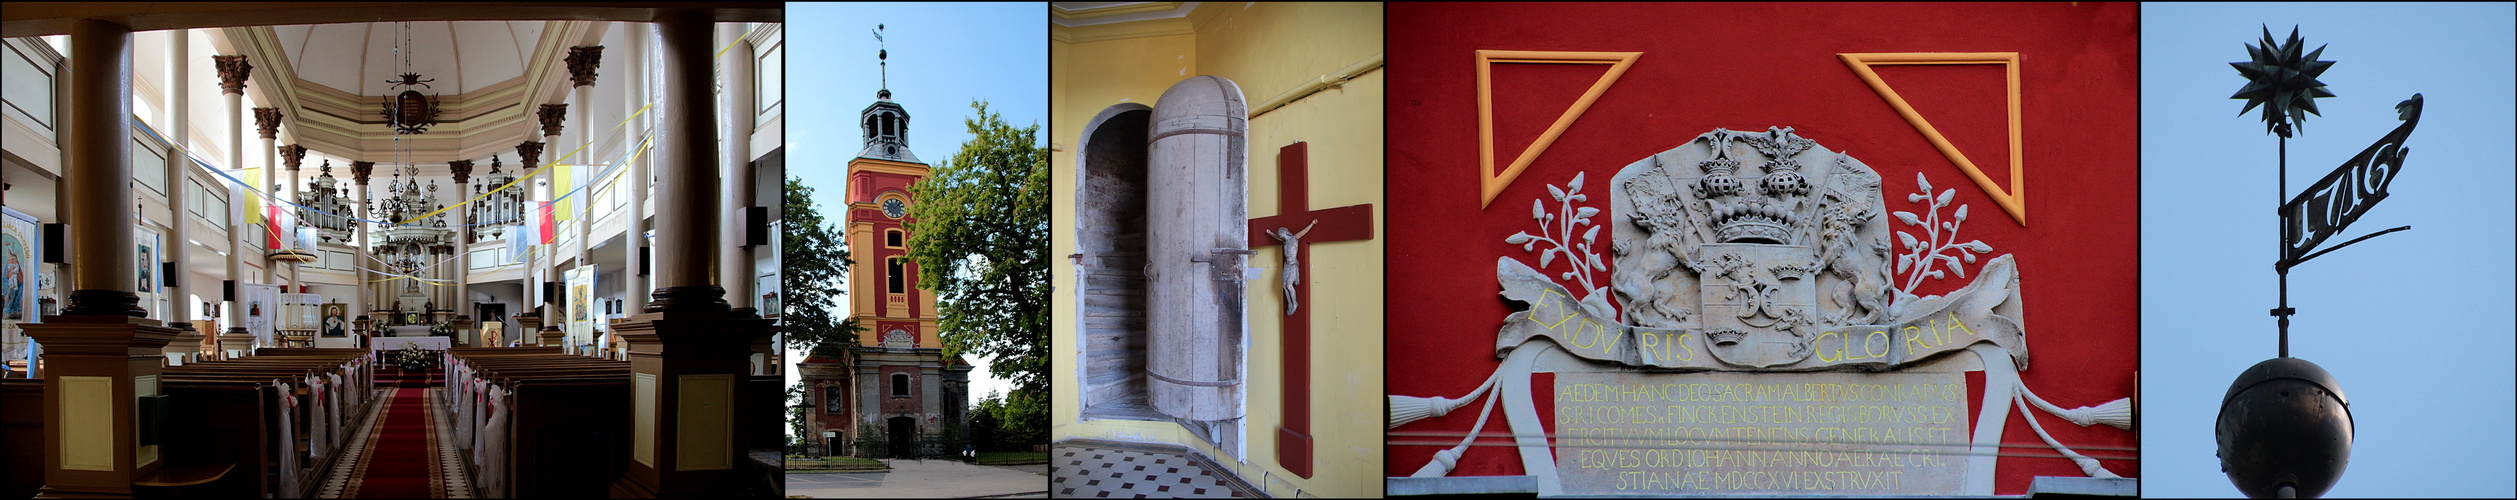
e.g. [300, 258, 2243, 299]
[891, 373, 910, 398]
[887, 258, 905, 294]
[880, 114, 896, 137]
[865, 116, 877, 139]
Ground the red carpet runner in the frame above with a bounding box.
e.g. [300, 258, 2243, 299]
[340, 387, 444, 498]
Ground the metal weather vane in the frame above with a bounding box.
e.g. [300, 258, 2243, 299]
[2227, 24, 2420, 357]
[2216, 24, 2424, 500]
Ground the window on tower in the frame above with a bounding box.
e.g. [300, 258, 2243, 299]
[824, 386, 843, 414]
[887, 258, 905, 294]
[891, 373, 910, 398]
[886, 229, 903, 248]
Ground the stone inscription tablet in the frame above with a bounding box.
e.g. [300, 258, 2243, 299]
[1552, 371, 1970, 495]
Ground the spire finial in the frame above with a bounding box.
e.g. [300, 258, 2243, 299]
[874, 24, 891, 100]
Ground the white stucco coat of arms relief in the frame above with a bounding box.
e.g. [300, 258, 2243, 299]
[1392, 127, 2132, 496]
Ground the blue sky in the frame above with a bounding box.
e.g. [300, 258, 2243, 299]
[783, 2, 1048, 409]
[2140, 3, 2515, 497]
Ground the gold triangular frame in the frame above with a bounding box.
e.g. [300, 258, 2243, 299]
[1476, 50, 1642, 208]
[1839, 52, 2027, 226]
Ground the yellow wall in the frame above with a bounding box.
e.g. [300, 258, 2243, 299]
[1051, 3, 1384, 497]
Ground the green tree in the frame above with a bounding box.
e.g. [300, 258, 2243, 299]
[782, 176, 860, 358]
[903, 101, 1050, 395]
[785, 383, 812, 453]
[967, 391, 1003, 451]
[997, 390, 1049, 448]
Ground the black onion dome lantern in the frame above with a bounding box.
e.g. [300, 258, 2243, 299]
[2230, 25, 2336, 138]
[2216, 357, 2353, 499]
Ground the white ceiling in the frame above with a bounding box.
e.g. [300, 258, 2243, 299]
[1050, 2, 1200, 27]
[272, 21, 545, 97]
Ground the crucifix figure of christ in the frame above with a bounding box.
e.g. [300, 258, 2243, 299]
[1244, 141, 1373, 479]
[1264, 220, 1319, 314]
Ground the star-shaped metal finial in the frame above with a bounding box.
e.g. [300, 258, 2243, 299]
[2230, 25, 2336, 138]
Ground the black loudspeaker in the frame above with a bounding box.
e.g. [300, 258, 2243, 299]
[638, 247, 650, 276]
[741, 206, 770, 247]
[42, 223, 66, 263]
[223, 280, 237, 301]
[543, 281, 558, 301]
[161, 262, 179, 289]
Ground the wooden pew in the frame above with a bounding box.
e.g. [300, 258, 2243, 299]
[161, 351, 369, 498]
[2, 350, 369, 499]
[3, 379, 42, 500]
[158, 379, 283, 498]
[447, 351, 632, 498]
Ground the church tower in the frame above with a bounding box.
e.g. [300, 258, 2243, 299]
[800, 27, 969, 459]
[845, 41, 935, 349]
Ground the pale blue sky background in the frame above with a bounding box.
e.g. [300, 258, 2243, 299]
[2141, 3, 2515, 498]
[782, 2, 1048, 412]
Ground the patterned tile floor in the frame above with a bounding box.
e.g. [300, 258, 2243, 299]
[1050, 443, 1259, 498]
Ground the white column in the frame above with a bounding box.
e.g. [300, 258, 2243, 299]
[624, 25, 651, 313]
[259, 128, 276, 297]
[217, 55, 249, 356]
[163, 29, 197, 362]
[286, 154, 301, 298]
[574, 82, 594, 271]
[541, 125, 563, 346]
[717, 25, 756, 312]
[351, 162, 372, 337]
[455, 175, 470, 345]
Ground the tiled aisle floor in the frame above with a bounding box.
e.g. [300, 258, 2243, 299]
[1050, 443, 1259, 498]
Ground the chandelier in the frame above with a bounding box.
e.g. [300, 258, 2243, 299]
[296, 159, 359, 243]
[370, 164, 456, 262]
[467, 154, 522, 243]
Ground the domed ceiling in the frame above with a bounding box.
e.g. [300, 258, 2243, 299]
[222, 20, 615, 170]
[275, 21, 544, 97]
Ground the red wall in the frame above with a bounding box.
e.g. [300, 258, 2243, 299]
[880, 365, 922, 415]
[1385, 3, 2139, 494]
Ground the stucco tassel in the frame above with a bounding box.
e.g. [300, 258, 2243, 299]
[2022, 385, 2135, 431]
[1409, 448, 1462, 478]
[1388, 371, 1499, 429]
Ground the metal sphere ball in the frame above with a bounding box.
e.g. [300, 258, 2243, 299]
[2216, 357, 2353, 498]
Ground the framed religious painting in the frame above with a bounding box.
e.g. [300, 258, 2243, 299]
[2, 208, 37, 323]
[135, 228, 161, 319]
[321, 303, 349, 337]
[1385, 3, 2138, 497]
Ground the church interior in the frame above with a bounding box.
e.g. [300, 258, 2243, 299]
[2, 3, 785, 498]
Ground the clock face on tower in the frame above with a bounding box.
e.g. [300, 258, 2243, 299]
[882, 198, 906, 219]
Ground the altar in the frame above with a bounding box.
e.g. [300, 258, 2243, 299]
[387, 325, 434, 337]
[372, 336, 450, 352]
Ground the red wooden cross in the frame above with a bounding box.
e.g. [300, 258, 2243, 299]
[1244, 141, 1373, 479]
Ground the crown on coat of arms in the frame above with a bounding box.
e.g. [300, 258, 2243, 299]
[1695, 127, 1816, 244]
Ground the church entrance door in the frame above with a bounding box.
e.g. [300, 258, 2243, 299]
[888, 416, 915, 459]
[1144, 76, 1249, 427]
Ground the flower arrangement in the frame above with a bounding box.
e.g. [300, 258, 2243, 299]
[389, 344, 439, 371]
